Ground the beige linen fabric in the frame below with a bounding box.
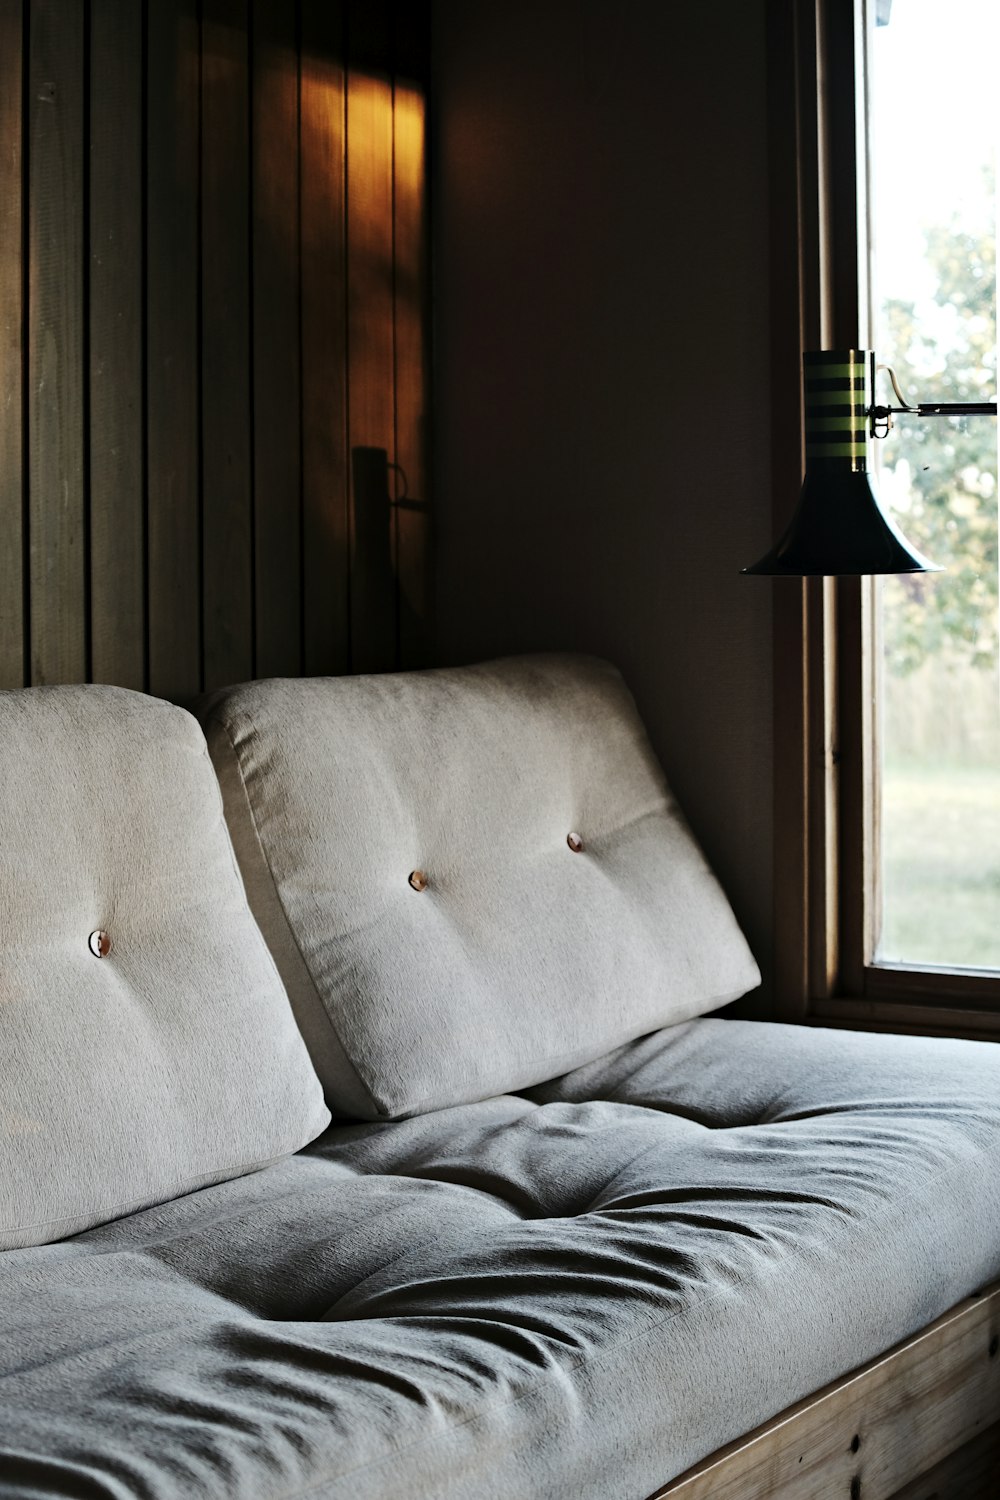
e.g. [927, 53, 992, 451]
[202, 655, 760, 1119]
[0, 686, 330, 1250]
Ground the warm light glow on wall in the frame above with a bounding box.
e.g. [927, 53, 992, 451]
[394, 85, 426, 232]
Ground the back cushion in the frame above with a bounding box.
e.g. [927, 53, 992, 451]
[0, 686, 330, 1250]
[202, 655, 760, 1120]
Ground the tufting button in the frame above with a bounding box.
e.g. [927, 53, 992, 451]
[88, 930, 112, 958]
[408, 870, 428, 892]
[566, 832, 584, 853]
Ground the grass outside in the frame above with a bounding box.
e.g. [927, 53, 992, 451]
[880, 762, 1000, 969]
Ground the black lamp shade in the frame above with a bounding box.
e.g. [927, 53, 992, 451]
[743, 349, 941, 576]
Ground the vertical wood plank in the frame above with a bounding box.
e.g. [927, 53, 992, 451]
[251, 0, 302, 679]
[392, 1, 431, 669]
[202, 0, 252, 690]
[345, 0, 395, 674]
[300, 0, 348, 676]
[5, 0, 428, 697]
[767, 0, 815, 1020]
[0, 0, 25, 688]
[147, 0, 201, 701]
[90, 0, 144, 689]
[28, 0, 86, 685]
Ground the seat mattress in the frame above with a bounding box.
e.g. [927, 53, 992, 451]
[2, 1019, 999, 1499]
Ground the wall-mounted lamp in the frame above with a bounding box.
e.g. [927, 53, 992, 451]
[743, 349, 998, 576]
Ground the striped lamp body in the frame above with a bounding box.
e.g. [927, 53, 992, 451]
[803, 350, 870, 466]
[742, 348, 940, 576]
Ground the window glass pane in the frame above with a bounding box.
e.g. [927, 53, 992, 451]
[870, 0, 999, 967]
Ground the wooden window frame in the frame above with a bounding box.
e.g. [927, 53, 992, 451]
[768, 0, 1000, 1041]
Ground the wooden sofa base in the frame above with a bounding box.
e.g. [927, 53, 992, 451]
[651, 1281, 1000, 1500]
[889, 1421, 1000, 1500]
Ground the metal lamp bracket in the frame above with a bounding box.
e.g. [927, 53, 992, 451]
[868, 350, 998, 439]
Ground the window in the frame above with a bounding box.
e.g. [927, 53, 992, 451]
[767, 0, 1000, 1038]
[869, 0, 999, 971]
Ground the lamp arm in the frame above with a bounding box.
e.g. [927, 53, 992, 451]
[911, 401, 998, 416]
[869, 355, 998, 437]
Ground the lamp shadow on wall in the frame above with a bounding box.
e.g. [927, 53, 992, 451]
[298, 33, 430, 674]
[222, 4, 430, 680]
[352, 446, 431, 672]
[204, 3, 431, 675]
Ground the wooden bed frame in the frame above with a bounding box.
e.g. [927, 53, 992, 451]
[652, 1280, 1000, 1499]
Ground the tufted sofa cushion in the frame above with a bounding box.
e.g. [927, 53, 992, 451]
[2, 1020, 999, 1498]
[201, 654, 760, 1119]
[0, 686, 330, 1250]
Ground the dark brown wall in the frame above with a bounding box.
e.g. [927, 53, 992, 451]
[431, 0, 775, 992]
[0, 0, 430, 701]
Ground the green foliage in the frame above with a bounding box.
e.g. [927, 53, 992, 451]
[880, 163, 997, 677]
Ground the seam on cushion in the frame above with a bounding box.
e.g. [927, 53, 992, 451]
[199, 725, 291, 997]
[1, 1136, 310, 1240]
[218, 710, 383, 1120]
[198, 719, 332, 1133]
[586, 797, 676, 843]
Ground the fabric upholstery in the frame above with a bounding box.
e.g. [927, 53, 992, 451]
[201, 655, 760, 1118]
[0, 685, 330, 1251]
[1, 1020, 999, 1499]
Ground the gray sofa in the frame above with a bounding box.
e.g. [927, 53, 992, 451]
[2, 654, 999, 1499]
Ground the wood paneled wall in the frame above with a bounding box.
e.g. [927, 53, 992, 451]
[0, 0, 430, 700]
